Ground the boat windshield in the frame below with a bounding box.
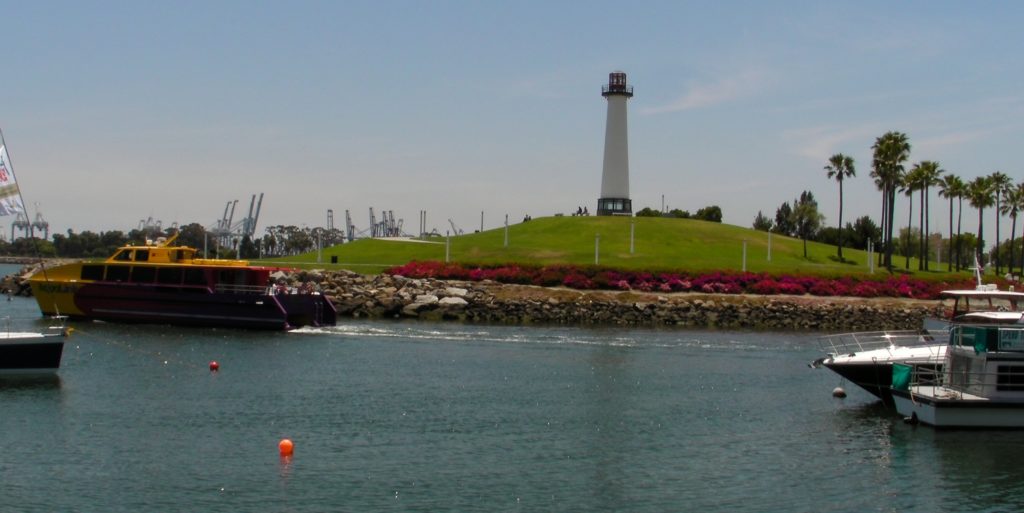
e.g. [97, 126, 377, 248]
[111, 250, 133, 261]
[944, 293, 1024, 320]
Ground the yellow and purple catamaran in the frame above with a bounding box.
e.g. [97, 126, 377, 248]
[30, 234, 337, 330]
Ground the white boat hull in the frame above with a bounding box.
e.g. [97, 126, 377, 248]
[813, 331, 945, 404]
[893, 387, 1024, 428]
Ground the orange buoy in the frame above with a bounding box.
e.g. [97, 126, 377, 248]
[279, 438, 294, 457]
[209, 361, 220, 372]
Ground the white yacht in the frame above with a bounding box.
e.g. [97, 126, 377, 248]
[812, 288, 1024, 405]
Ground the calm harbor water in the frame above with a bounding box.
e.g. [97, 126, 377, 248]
[3, 275, 1024, 511]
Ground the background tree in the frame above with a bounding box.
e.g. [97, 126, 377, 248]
[752, 211, 773, 231]
[47, 230, 125, 257]
[693, 205, 722, 222]
[900, 174, 916, 270]
[952, 233, 980, 269]
[238, 235, 258, 259]
[635, 207, 661, 217]
[871, 131, 911, 271]
[6, 237, 55, 257]
[968, 175, 995, 266]
[51, 229, 84, 257]
[281, 226, 314, 255]
[895, 226, 923, 262]
[909, 161, 943, 270]
[938, 174, 964, 271]
[850, 216, 882, 251]
[990, 171, 1013, 273]
[175, 223, 208, 251]
[774, 201, 795, 236]
[261, 233, 278, 256]
[1000, 183, 1024, 277]
[791, 191, 823, 258]
[824, 153, 855, 261]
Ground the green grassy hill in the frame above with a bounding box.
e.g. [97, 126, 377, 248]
[269, 215, 954, 277]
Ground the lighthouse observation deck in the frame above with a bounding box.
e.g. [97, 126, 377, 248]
[602, 71, 634, 97]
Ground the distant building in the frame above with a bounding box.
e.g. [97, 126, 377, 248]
[597, 71, 633, 216]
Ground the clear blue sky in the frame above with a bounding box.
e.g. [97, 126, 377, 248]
[3, 1, 1022, 245]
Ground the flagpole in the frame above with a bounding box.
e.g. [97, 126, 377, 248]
[0, 127, 49, 282]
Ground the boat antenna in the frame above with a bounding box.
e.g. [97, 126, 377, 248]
[0, 128, 48, 283]
[974, 255, 983, 289]
[162, 230, 180, 246]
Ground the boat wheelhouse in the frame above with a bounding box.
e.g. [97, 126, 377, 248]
[893, 321, 1024, 428]
[29, 235, 336, 330]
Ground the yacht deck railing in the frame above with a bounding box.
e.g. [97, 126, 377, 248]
[906, 364, 1024, 398]
[817, 330, 939, 356]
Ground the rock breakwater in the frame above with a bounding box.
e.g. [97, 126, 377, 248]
[299, 269, 942, 331]
[6, 265, 943, 331]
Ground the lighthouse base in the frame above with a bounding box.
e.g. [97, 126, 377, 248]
[597, 198, 632, 216]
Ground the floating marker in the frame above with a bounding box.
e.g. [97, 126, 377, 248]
[279, 438, 294, 457]
[832, 386, 847, 398]
[209, 361, 220, 372]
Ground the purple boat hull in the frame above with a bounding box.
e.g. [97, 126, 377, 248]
[68, 283, 337, 330]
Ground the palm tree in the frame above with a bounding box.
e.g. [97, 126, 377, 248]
[956, 179, 967, 272]
[871, 131, 911, 271]
[938, 174, 964, 272]
[901, 174, 916, 270]
[909, 161, 944, 270]
[968, 176, 996, 268]
[872, 173, 887, 269]
[1019, 185, 1024, 275]
[824, 153, 856, 261]
[990, 171, 1013, 274]
[1001, 183, 1024, 278]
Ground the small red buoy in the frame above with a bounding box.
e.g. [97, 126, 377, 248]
[279, 438, 294, 457]
[209, 361, 220, 372]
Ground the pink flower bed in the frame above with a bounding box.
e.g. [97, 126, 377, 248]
[385, 261, 979, 300]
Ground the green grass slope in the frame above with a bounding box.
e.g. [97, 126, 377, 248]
[270, 215, 952, 277]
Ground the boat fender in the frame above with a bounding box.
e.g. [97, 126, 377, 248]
[832, 386, 847, 398]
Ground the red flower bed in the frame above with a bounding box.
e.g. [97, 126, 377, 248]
[385, 261, 979, 300]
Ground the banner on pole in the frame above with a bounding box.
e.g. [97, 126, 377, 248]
[0, 145, 25, 216]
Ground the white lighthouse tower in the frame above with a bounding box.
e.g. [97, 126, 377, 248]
[597, 71, 633, 216]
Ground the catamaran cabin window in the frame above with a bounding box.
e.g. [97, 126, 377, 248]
[219, 270, 248, 286]
[113, 250, 133, 261]
[157, 268, 183, 285]
[81, 265, 105, 281]
[106, 265, 130, 282]
[131, 266, 156, 283]
[134, 250, 150, 262]
[183, 268, 207, 286]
